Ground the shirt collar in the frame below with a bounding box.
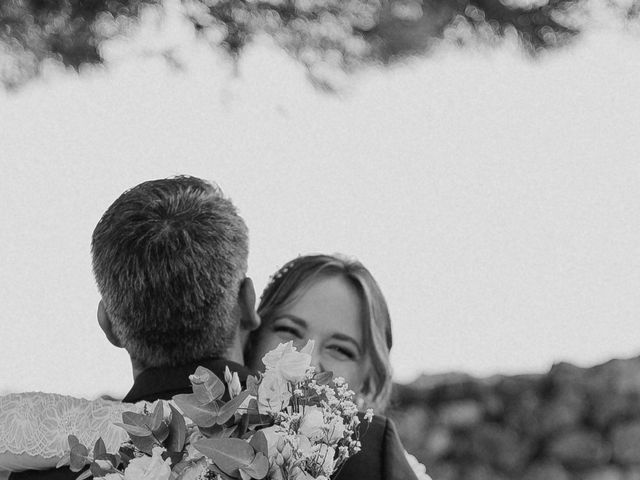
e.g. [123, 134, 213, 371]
[122, 357, 253, 403]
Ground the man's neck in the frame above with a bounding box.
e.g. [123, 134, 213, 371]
[224, 332, 246, 366]
[224, 346, 244, 365]
[130, 357, 147, 381]
[130, 350, 245, 381]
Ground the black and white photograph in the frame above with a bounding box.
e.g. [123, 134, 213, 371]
[1, 1, 639, 479]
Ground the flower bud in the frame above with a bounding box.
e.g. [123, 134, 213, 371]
[229, 372, 242, 398]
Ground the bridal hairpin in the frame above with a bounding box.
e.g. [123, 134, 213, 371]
[260, 256, 300, 300]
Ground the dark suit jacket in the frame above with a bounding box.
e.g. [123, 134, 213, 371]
[10, 358, 253, 480]
[333, 414, 419, 480]
[12, 360, 417, 480]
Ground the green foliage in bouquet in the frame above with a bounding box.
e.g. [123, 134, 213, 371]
[57, 341, 370, 480]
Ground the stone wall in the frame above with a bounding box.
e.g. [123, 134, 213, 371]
[388, 356, 640, 480]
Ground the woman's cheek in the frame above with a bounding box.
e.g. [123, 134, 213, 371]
[250, 332, 282, 371]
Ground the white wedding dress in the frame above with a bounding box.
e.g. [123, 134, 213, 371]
[0, 392, 142, 477]
[0, 392, 431, 480]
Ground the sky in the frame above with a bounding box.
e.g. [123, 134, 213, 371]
[1, 4, 640, 399]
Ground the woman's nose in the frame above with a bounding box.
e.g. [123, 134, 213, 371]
[310, 350, 325, 372]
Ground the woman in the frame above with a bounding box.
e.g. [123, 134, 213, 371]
[1, 254, 429, 479]
[247, 254, 430, 480]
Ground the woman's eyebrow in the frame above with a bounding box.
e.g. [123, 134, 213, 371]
[276, 315, 308, 328]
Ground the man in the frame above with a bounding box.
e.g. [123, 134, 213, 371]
[13, 175, 418, 480]
[12, 176, 260, 479]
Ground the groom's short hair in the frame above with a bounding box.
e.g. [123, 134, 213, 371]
[91, 175, 248, 367]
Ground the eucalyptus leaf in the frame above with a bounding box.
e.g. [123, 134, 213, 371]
[245, 398, 260, 416]
[166, 403, 187, 452]
[93, 438, 107, 458]
[128, 433, 157, 455]
[118, 444, 135, 468]
[217, 390, 250, 425]
[220, 424, 238, 438]
[114, 422, 153, 437]
[173, 394, 220, 428]
[67, 435, 80, 449]
[190, 366, 226, 403]
[90, 461, 109, 477]
[149, 401, 165, 431]
[198, 423, 225, 439]
[239, 451, 269, 479]
[75, 469, 93, 480]
[194, 438, 256, 476]
[237, 412, 250, 438]
[122, 411, 150, 429]
[106, 453, 120, 468]
[55, 452, 70, 469]
[93, 459, 113, 470]
[69, 443, 89, 472]
[208, 463, 236, 480]
[153, 422, 170, 444]
[163, 450, 185, 466]
[248, 431, 268, 456]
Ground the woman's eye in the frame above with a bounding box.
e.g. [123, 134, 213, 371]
[328, 345, 357, 360]
[274, 325, 301, 338]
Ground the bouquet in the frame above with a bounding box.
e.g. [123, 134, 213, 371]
[58, 341, 372, 480]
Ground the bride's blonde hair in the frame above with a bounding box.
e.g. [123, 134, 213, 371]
[252, 254, 393, 412]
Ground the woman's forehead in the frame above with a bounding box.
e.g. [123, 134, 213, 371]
[283, 275, 364, 338]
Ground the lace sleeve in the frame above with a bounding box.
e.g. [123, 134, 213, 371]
[405, 451, 433, 480]
[0, 392, 145, 472]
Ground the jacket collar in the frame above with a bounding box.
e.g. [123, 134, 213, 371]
[122, 357, 254, 403]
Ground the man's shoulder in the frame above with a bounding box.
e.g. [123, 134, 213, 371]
[334, 414, 418, 480]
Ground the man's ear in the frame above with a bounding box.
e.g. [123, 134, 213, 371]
[238, 277, 261, 332]
[97, 300, 123, 348]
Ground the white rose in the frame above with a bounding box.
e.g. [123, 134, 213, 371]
[124, 447, 171, 480]
[258, 370, 291, 414]
[261, 341, 314, 383]
[294, 435, 312, 457]
[258, 425, 287, 457]
[325, 417, 346, 444]
[290, 467, 315, 480]
[298, 406, 325, 442]
[279, 434, 312, 461]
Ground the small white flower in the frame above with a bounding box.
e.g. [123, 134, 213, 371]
[364, 408, 374, 422]
[310, 444, 335, 476]
[124, 447, 171, 480]
[324, 416, 346, 444]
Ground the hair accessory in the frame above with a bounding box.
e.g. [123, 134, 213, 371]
[260, 257, 301, 300]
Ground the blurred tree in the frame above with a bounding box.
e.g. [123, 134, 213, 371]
[0, 0, 637, 89]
